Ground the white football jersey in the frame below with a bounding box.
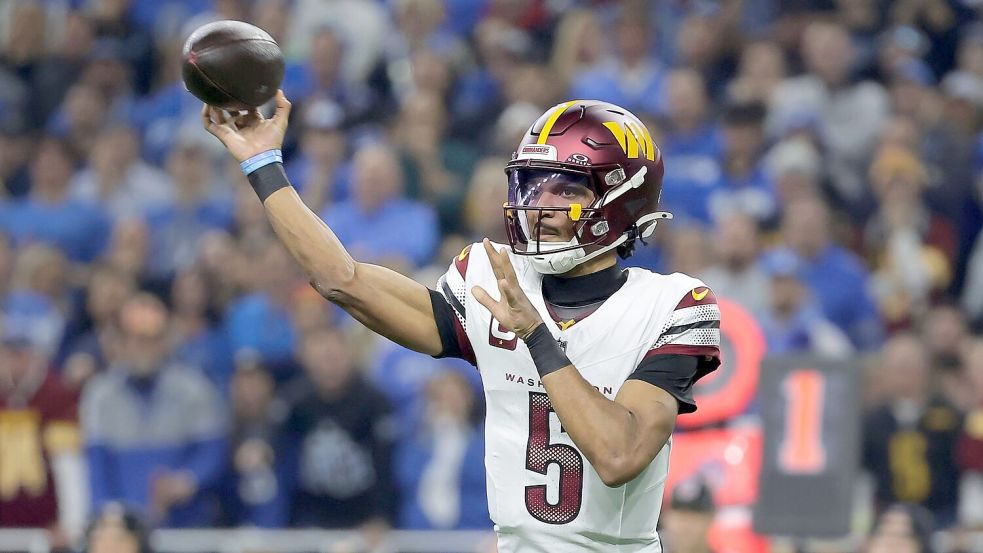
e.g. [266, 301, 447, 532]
[436, 242, 720, 552]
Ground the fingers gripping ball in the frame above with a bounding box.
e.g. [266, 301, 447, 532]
[182, 20, 285, 110]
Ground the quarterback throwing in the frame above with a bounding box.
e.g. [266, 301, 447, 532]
[204, 92, 721, 552]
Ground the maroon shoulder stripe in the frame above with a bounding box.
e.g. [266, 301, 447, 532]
[676, 287, 717, 309]
[454, 245, 472, 278]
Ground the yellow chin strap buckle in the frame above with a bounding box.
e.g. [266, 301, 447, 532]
[568, 203, 582, 221]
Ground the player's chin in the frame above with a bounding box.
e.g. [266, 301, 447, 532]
[537, 231, 572, 242]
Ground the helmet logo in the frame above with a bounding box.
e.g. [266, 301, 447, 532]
[603, 121, 656, 161]
[566, 153, 591, 166]
[591, 221, 610, 236]
[517, 144, 557, 161]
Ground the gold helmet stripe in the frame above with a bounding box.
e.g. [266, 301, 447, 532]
[536, 101, 578, 145]
[636, 121, 656, 161]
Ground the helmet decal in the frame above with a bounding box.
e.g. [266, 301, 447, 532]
[602, 121, 656, 161]
[517, 144, 558, 161]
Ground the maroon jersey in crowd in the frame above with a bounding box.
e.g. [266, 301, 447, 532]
[0, 372, 80, 527]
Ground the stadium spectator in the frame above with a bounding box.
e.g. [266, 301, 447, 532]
[769, 20, 890, 215]
[321, 143, 438, 271]
[0, 234, 12, 299]
[84, 503, 153, 553]
[2, 137, 111, 263]
[864, 503, 936, 553]
[102, 218, 150, 288]
[4, 244, 70, 359]
[957, 338, 983, 529]
[224, 241, 301, 379]
[922, 304, 973, 412]
[0, 322, 86, 541]
[230, 173, 275, 245]
[81, 294, 226, 527]
[549, 9, 605, 94]
[0, 123, 31, 198]
[70, 125, 171, 222]
[394, 368, 489, 530]
[780, 197, 884, 349]
[284, 98, 351, 210]
[665, 225, 713, 277]
[194, 230, 248, 313]
[170, 267, 231, 392]
[706, 101, 777, 227]
[77, 39, 139, 126]
[460, 157, 509, 245]
[288, 283, 336, 340]
[658, 69, 723, 224]
[50, 83, 112, 158]
[755, 249, 853, 357]
[763, 137, 824, 208]
[88, 0, 156, 95]
[218, 358, 290, 528]
[394, 90, 478, 234]
[61, 262, 135, 389]
[383, 0, 469, 104]
[144, 133, 233, 280]
[451, 17, 524, 143]
[697, 213, 770, 315]
[865, 146, 957, 327]
[281, 26, 377, 125]
[282, 327, 397, 528]
[661, 477, 716, 553]
[569, 7, 667, 118]
[673, 12, 731, 97]
[864, 333, 963, 526]
[727, 39, 788, 105]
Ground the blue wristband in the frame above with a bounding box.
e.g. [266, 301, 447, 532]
[240, 149, 283, 176]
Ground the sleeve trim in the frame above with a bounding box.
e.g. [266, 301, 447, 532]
[645, 344, 720, 359]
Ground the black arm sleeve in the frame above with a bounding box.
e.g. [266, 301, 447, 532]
[429, 288, 467, 360]
[627, 354, 720, 414]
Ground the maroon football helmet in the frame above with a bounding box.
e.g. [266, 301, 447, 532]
[503, 100, 670, 273]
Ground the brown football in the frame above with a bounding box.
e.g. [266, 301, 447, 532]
[182, 20, 284, 110]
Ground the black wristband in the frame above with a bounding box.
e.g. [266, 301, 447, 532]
[247, 162, 290, 203]
[525, 323, 571, 378]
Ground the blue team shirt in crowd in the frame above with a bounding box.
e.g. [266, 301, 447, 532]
[225, 293, 299, 378]
[793, 245, 884, 350]
[569, 59, 669, 118]
[0, 197, 111, 263]
[321, 198, 438, 268]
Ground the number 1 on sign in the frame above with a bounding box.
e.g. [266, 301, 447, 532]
[779, 369, 827, 474]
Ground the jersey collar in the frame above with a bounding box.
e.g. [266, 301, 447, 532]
[541, 264, 627, 307]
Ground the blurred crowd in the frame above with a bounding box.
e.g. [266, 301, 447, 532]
[2, 0, 983, 552]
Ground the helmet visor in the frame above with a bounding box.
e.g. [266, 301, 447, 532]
[509, 169, 596, 209]
[505, 169, 602, 254]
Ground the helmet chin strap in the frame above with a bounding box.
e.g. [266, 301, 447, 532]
[528, 238, 587, 274]
[527, 211, 673, 275]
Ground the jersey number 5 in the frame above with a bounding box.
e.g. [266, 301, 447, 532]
[525, 392, 584, 524]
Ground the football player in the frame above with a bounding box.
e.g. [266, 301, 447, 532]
[203, 93, 721, 552]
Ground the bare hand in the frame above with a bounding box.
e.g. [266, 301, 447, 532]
[201, 90, 292, 162]
[472, 239, 544, 340]
[151, 471, 197, 514]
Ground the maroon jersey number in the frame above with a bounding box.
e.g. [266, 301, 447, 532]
[524, 392, 583, 524]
